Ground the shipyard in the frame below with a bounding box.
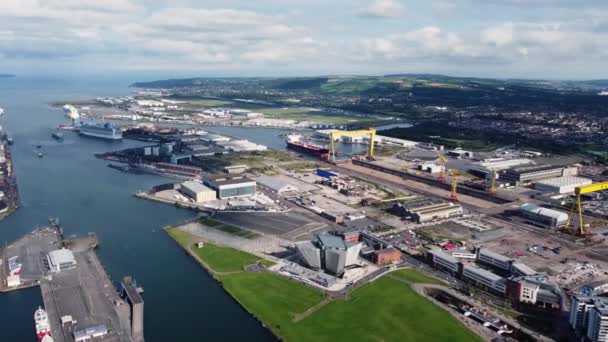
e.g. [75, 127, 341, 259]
[45, 94, 608, 340]
[0, 220, 144, 342]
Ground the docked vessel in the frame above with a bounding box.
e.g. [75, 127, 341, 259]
[34, 307, 52, 340]
[78, 121, 122, 140]
[51, 132, 64, 140]
[285, 134, 329, 156]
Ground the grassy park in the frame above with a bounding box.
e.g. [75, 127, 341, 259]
[166, 227, 480, 342]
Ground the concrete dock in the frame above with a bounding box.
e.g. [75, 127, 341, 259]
[1, 225, 144, 342]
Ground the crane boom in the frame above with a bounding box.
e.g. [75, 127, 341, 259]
[566, 181, 608, 236]
[576, 181, 608, 195]
[329, 129, 376, 163]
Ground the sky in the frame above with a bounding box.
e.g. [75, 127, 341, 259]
[1, 0, 608, 80]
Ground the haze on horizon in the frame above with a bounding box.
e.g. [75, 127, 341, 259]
[1, 0, 608, 80]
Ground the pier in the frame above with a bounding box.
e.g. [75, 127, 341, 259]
[1, 223, 144, 342]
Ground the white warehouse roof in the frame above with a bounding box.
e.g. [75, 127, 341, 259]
[534, 176, 592, 188]
[48, 249, 76, 266]
[520, 203, 568, 221]
[182, 181, 215, 194]
[256, 175, 299, 193]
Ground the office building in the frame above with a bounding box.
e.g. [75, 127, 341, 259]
[507, 275, 561, 309]
[519, 203, 569, 228]
[476, 247, 513, 272]
[587, 298, 608, 342]
[427, 249, 461, 274]
[46, 249, 77, 273]
[179, 181, 217, 203]
[511, 262, 537, 277]
[462, 265, 507, 295]
[570, 295, 594, 331]
[204, 176, 256, 199]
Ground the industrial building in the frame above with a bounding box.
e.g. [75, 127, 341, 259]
[534, 176, 592, 194]
[120, 276, 144, 341]
[519, 203, 569, 228]
[389, 201, 463, 223]
[477, 158, 534, 171]
[569, 296, 608, 342]
[296, 233, 362, 276]
[462, 265, 507, 295]
[447, 148, 473, 159]
[427, 249, 461, 274]
[476, 247, 513, 272]
[500, 164, 567, 185]
[46, 249, 77, 273]
[179, 181, 217, 203]
[417, 163, 442, 173]
[204, 176, 256, 199]
[256, 175, 299, 194]
[371, 248, 401, 266]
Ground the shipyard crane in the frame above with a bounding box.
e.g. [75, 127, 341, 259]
[565, 181, 608, 236]
[329, 129, 376, 164]
[487, 169, 498, 194]
[436, 152, 448, 184]
[448, 169, 463, 202]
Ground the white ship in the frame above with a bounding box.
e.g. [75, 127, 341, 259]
[34, 307, 52, 340]
[78, 121, 122, 140]
[0, 107, 4, 116]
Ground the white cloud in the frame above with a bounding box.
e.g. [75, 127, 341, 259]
[360, 0, 404, 18]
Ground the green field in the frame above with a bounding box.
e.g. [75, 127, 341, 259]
[166, 228, 479, 342]
[186, 99, 234, 107]
[257, 107, 360, 124]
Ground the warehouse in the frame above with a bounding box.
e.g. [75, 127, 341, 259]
[476, 247, 513, 272]
[410, 202, 464, 223]
[204, 176, 256, 199]
[519, 203, 569, 228]
[427, 249, 461, 274]
[478, 158, 534, 171]
[256, 175, 299, 194]
[501, 164, 565, 185]
[462, 265, 507, 295]
[179, 181, 217, 203]
[534, 176, 592, 194]
[46, 249, 77, 273]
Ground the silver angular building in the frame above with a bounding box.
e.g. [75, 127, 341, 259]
[296, 233, 362, 276]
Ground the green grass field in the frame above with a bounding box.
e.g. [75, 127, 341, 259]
[166, 227, 479, 342]
[390, 269, 445, 285]
[186, 99, 234, 107]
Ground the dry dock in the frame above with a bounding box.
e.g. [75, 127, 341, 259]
[1, 224, 144, 342]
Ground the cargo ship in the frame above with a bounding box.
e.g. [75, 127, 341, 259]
[285, 134, 329, 156]
[34, 307, 53, 340]
[78, 121, 122, 140]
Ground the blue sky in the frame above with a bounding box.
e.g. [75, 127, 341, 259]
[1, 0, 608, 79]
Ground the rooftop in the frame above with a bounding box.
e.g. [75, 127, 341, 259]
[181, 180, 214, 193]
[477, 247, 512, 263]
[316, 234, 348, 250]
[206, 176, 256, 186]
[520, 203, 568, 220]
[428, 248, 459, 264]
[48, 248, 76, 266]
[534, 176, 592, 187]
[464, 265, 504, 282]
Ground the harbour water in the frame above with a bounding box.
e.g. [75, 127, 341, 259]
[0, 77, 276, 341]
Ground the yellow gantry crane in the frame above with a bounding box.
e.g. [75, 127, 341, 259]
[448, 168, 462, 202]
[566, 181, 608, 236]
[437, 153, 448, 183]
[329, 129, 376, 164]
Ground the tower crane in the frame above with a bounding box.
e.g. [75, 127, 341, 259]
[329, 129, 376, 164]
[565, 181, 608, 236]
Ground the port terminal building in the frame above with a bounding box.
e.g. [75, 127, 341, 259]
[179, 181, 217, 203]
[203, 176, 256, 199]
